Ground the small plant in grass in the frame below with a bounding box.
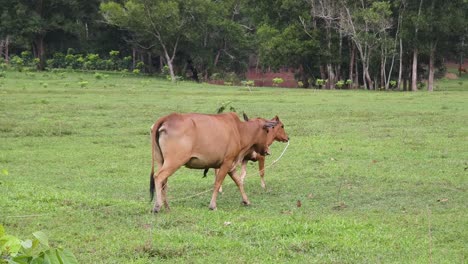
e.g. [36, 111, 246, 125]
[272, 77, 284, 87]
[241, 80, 254, 87]
[0, 224, 79, 264]
[297, 81, 304, 88]
[345, 79, 352, 88]
[336, 80, 345, 89]
[315, 79, 325, 89]
[78, 81, 89, 88]
[94, 72, 104, 80]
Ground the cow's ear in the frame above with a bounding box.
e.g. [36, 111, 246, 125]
[273, 115, 279, 121]
[243, 112, 249, 121]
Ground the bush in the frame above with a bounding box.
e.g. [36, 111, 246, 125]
[0, 71, 5, 78]
[241, 80, 254, 87]
[0, 225, 79, 264]
[336, 80, 345, 89]
[272, 77, 284, 87]
[315, 79, 325, 88]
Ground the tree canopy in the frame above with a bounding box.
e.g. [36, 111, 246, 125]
[0, 0, 466, 89]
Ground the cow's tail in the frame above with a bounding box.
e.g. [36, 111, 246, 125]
[150, 118, 166, 202]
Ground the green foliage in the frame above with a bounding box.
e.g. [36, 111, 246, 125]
[315, 79, 325, 88]
[132, 69, 140, 75]
[272, 77, 284, 86]
[336, 80, 345, 89]
[78, 81, 89, 88]
[0, 225, 78, 264]
[0, 71, 5, 78]
[241, 80, 255, 87]
[389, 80, 397, 88]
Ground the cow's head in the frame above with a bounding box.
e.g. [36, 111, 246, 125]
[268, 115, 289, 143]
[244, 113, 289, 144]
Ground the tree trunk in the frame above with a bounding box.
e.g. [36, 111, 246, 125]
[5, 36, 10, 63]
[354, 54, 359, 88]
[34, 35, 46, 70]
[132, 48, 136, 70]
[459, 36, 465, 77]
[380, 47, 385, 89]
[412, 0, 424, 91]
[163, 49, 176, 82]
[349, 40, 355, 88]
[0, 39, 4, 61]
[397, 38, 403, 90]
[214, 49, 221, 67]
[411, 48, 418, 91]
[428, 44, 436, 92]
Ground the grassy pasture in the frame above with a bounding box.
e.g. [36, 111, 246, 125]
[0, 70, 467, 263]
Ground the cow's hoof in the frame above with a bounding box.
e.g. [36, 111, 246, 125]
[241, 200, 251, 206]
[209, 205, 217, 211]
[152, 207, 160, 214]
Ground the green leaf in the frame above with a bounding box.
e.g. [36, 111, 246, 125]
[56, 248, 79, 264]
[0, 235, 22, 256]
[44, 249, 61, 264]
[20, 239, 33, 249]
[32, 231, 49, 248]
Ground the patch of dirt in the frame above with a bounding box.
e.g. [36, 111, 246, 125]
[445, 73, 459, 79]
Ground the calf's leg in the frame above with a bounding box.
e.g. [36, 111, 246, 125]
[258, 155, 266, 189]
[228, 170, 250, 206]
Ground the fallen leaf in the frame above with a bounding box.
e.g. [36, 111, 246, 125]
[296, 200, 302, 208]
[307, 194, 314, 199]
[437, 198, 448, 203]
[223, 221, 232, 226]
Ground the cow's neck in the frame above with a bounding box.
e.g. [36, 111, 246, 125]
[238, 120, 266, 153]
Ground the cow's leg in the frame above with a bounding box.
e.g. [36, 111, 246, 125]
[153, 164, 178, 213]
[161, 178, 170, 211]
[239, 160, 248, 184]
[214, 168, 223, 193]
[228, 170, 250, 206]
[209, 165, 230, 210]
[258, 155, 266, 189]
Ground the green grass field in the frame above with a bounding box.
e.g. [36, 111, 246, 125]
[0, 70, 467, 263]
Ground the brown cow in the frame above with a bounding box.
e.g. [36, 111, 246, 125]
[149, 112, 285, 212]
[206, 114, 289, 190]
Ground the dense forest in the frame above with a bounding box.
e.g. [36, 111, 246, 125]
[0, 0, 467, 90]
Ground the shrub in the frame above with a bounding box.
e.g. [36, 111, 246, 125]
[78, 81, 88, 88]
[272, 77, 284, 87]
[336, 80, 345, 89]
[315, 79, 325, 88]
[0, 71, 5, 78]
[133, 69, 140, 74]
[241, 80, 254, 87]
[0, 225, 79, 264]
[389, 80, 397, 88]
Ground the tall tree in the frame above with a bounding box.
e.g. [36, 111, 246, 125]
[101, 0, 213, 82]
[339, 0, 393, 89]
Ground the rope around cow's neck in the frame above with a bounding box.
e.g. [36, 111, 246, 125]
[256, 140, 290, 175]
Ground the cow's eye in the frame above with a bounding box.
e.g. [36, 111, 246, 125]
[281, 125, 284, 128]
